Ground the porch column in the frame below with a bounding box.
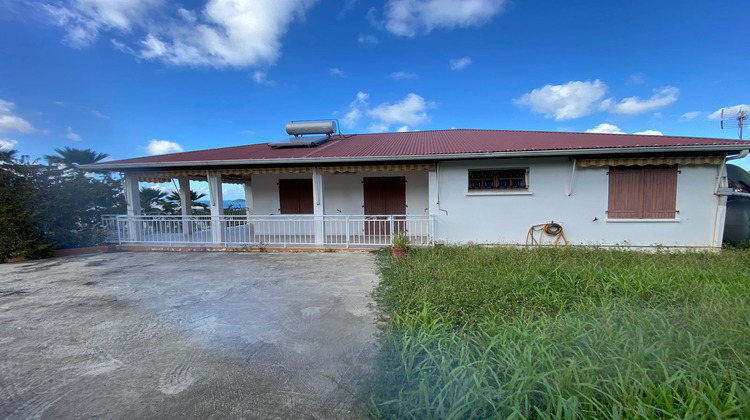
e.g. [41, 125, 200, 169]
[427, 167, 439, 243]
[243, 181, 254, 242]
[123, 173, 142, 241]
[177, 177, 192, 241]
[207, 171, 225, 243]
[313, 167, 325, 244]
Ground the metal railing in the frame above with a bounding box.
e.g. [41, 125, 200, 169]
[101, 214, 434, 248]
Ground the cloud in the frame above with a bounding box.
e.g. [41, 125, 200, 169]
[708, 104, 750, 120]
[0, 138, 19, 150]
[585, 124, 663, 136]
[66, 126, 83, 141]
[514, 80, 608, 121]
[146, 139, 184, 155]
[680, 111, 701, 121]
[396, 125, 410, 132]
[633, 130, 663, 136]
[390, 71, 417, 80]
[383, 0, 506, 37]
[0, 99, 40, 134]
[329, 67, 345, 77]
[585, 123, 625, 134]
[44, 0, 316, 68]
[369, 93, 432, 127]
[609, 86, 679, 115]
[449, 56, 472, 70]
[251, 71, 274, 86]
[629, 73, 645, 84]
[357, 34, 378, 44]
[342, 92, 370, 128]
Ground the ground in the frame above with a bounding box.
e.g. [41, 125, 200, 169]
[0, 251, 379, 419]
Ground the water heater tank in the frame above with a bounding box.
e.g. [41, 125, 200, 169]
[286, 120, 337, 136]
[724, 197, 750, 245]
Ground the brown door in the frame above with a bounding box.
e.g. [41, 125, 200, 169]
[279, 179, 314, 214]
[363, 177, 406, 235]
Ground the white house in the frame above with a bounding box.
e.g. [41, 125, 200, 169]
[86, 125, 749, 249]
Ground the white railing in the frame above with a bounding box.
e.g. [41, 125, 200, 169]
[101, 214, 434, 248]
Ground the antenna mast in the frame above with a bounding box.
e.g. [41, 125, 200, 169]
[720, 106, 750, 139]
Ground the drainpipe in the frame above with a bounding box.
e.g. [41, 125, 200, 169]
[436, 163, 448, 215]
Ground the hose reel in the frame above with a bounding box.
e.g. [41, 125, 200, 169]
[525, 222, 568, 248]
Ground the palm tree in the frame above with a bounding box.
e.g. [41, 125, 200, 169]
[44, 147, 109, 168]
[166, 190, 209, 211]
[140, 187, 170, 213]
[0, 149, 18, 163]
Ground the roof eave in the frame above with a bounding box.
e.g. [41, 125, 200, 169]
[82, 144, 750, 171]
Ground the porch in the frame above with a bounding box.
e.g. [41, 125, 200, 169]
[101, 214, 434, 248]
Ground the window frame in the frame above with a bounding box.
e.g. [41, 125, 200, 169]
[467, 168, 530, 194]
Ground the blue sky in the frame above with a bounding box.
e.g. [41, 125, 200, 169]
[2, 0, 749, 195]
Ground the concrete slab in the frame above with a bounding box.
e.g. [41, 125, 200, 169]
[0, 251, 380, 419]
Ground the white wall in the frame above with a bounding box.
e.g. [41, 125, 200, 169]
[252, 171, 430, 216]
[434, 158, 722, 248]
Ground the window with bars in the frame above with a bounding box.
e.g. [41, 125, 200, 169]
[607, 165, 678, 219]
[468, 169, 528, 191]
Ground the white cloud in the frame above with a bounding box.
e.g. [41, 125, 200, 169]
[680, 111, 701, 121]
[449, 56, 472, 70]
[342, 91, 370, 128]
[390, 71, 417, 80]
[357, 34, 378, 44]
[585, 123, 625, 134]
[146, 139, 183, 155]
[44, 0, 315, 68]
[629, 73, 645, 84]
[585, 124, 663, 136]
[329, 67, 345, 77]
[0, 138, 19, 150]
[369, 93, 432, 127]
[708, 104, 750, 120]
[633, 130, 663, 136]
[384, 0, 506, 37]
[610, 86, 679, 115]
[251, 71, 274, 86]
[514, 80, 608, 121]
[66, 126, 82, 141]
[396, 125, 410, 132]
[0, 99, 39, 134]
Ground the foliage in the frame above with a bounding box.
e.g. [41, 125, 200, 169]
[165, 189, 208, 211]
[140, 187, 171, 213]
[367, 246, 750, 419]
[391, 232, 410, 249]
[0, 149, 124, 261]
[43, 147, 109, 168]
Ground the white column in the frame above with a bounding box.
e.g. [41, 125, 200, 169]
[123, 173, 142, 241]
[177, 177, 192, 241]
[427, 167, 440, 243]
[207, 171, 225, 244]
[243, 181, 254, 242]
[313, 168, 325, 244]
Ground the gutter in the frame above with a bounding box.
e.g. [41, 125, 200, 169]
[81, 144, 750, 171]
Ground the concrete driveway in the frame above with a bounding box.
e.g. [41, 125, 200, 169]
[0, 251, 379, 419]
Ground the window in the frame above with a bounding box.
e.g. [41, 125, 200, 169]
[468, 169, 527, 191]
[278, 179, 313, 214]
[607, 165, 677, 219]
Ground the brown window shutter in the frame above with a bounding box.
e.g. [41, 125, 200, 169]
[642, 165, 677, 219]
[279, 179, 314, 214]
[608, 166, 644, 218]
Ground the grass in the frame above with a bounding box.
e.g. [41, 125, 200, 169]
[366, 246, 750, 419]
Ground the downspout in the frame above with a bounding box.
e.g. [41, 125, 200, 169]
[436, 162, 448, 215]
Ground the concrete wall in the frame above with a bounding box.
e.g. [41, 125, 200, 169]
[433, 157, 722, 247]
[252, 171, 430, 216]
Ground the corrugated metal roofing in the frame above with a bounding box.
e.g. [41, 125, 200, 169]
[91, 129, 750, 169]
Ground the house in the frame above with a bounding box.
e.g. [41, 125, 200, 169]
[85, 123, 750, 249]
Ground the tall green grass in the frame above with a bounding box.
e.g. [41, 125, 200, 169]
[367, 247, 750, 419]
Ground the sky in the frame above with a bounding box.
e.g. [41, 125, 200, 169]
[1, 0, 749, 199]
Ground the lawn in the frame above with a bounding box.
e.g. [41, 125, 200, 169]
[366, 246, 750, 419]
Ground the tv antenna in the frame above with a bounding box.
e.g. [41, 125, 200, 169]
[720, 105, 749, 140]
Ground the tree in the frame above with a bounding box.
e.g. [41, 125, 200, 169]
[44, 147, 109, 168]
[140, 187, 170, 213]
[165, 190, 208, 211]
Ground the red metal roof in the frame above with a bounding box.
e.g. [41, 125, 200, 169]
[91, 129, 750, 169]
